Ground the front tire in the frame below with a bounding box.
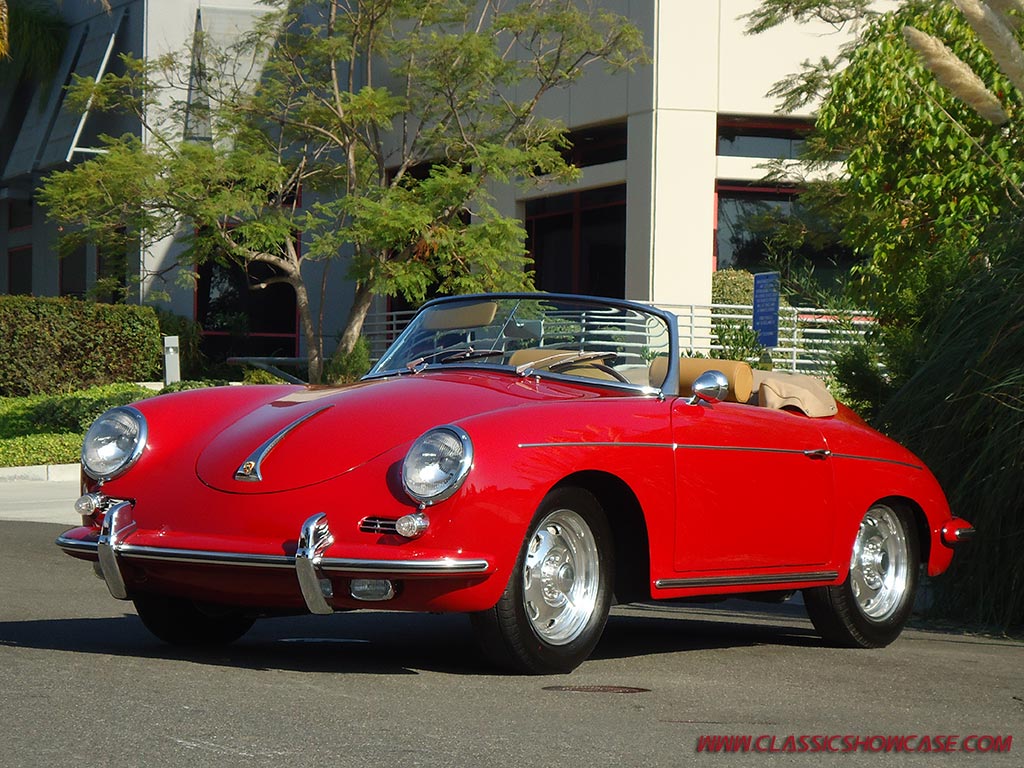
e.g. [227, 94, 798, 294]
[804, 503, 919, 648]
[133, 595, 255, 646]
[472, 487, 613, 674]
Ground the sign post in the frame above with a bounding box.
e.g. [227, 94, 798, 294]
[752, 272, 780, 348]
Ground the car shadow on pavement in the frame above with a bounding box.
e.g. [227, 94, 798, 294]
[0, 599, 827, 676]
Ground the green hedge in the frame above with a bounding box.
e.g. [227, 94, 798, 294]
[0, 383, 157, 467]
[0, 383, 157, 439]
[0, 296, 162, 396]
[0, 433, 83, 467]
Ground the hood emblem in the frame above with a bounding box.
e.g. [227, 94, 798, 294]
[234, 405, 333, 482]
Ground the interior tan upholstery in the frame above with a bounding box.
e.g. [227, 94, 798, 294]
[508, 348, 619, 381]
[508, 348, 577, 368]
[421, 301, 498, 330]
[648, 357, 753, 403]
[752, 370, 838, 417]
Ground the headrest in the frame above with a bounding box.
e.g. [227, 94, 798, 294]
[648, 357, 753, 403]
[421, 301, 498, 330]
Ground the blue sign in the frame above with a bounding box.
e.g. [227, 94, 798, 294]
[752, 272, 780, 348]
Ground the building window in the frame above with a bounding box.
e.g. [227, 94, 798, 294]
[526, 184, 626, 298]
[8, 199, 32, 230]
[95, 241, 129, 303]
[716, 184, 854, 299]
[717, 117, 811, 160]
[7, 246, 32, 295]
[195, 260, 298, 360]
[60, 244, 88, 297]
[562, 122, 627, 167]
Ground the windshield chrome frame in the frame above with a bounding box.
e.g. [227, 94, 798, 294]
[363, 293, 680, 396]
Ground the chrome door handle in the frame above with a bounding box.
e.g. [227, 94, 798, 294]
[803, 449, 832, 459]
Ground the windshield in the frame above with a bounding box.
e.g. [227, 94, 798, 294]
[368, 294, 675, 391]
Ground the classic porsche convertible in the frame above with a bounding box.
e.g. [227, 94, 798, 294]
[56, 293, 973, 673]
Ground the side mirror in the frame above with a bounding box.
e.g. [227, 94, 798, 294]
[688, 370, 729, 405]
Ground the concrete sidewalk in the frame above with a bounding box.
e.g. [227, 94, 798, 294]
[0, 468, 81, 525]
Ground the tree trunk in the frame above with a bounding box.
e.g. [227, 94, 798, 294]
[334, 282, 375, 359]
[293, 277, 322, 384]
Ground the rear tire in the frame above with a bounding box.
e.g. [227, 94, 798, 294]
[133, 595, 255, 646]
[804, 503, 919, 648]
[472, 487, 613, 674]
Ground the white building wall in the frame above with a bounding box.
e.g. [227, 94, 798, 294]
[3, 0, 864, 356]
[494, 0, 861, 308]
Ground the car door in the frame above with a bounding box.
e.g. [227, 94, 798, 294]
[670, 398, 834, 573]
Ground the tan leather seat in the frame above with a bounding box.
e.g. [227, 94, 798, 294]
[508, 348, 619, 381]
[648, 357, 754, 403]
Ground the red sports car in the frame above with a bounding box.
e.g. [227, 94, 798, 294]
[56, 293, 973, 673]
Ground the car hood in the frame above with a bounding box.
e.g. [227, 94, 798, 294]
[194, 371, 591, 494]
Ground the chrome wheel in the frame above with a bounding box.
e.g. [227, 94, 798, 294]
[849, 505, 910, 621]
[803, 502, 919, 649]
[522, 508, 601, 645]
[471, 486, 613, 673]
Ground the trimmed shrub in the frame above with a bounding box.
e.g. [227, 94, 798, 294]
[0, 383, 156, 438]
[159, 379, 230, 394]
[712, 269, 792, 307]
[0, 296, 162, 396]
[0, 433, 83, 467]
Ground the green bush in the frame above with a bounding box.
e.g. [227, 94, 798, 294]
[0, 295, 162, 396]
[0, 433, 83, 467]
[159, 379, 230, 394]
[880, 258, 1024, 632]
[0, 383, 157, 467]
[325, 337, 371, 384]
[0, 383, 155, 438]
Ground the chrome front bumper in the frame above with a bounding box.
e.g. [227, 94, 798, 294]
[56, 507, 490, 614]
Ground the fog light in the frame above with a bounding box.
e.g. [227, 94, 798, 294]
[75, 492, 105, 516]
[350, 579, 395, 601]
[395, 512, 429, 539]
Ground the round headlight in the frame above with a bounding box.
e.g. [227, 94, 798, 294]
[81, 406, 148, 481]
[402, 426, 473, 505]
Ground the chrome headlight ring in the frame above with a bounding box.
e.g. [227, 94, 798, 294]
[401, 425, 473, 506]
[81, 405, 148, 482]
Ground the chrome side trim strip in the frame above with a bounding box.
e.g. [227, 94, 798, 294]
[234, 405, 334, 482]
[520, 441, 922, 471]
[96, 501, 136, 600]
[655, 570, 839, 590]
[519, 441, 675, 449]
[295, 513, 335, 614]
[829, 453, 923, 471]
[675, 444, 817, 458]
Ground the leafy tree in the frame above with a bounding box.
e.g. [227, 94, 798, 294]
[38, 0, 646, 383]
[753, 1, 1024, 329]
[0, 1, 66, 74]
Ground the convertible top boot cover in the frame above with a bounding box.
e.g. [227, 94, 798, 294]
[752, 370, 838, 418]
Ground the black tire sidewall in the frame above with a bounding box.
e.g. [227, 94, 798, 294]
[843, 504, 920, 645]
[806, 503, 920, 648]
[480, 486, 614, 674]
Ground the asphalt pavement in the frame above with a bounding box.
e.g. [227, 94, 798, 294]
[2, 474, 1022, 767]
